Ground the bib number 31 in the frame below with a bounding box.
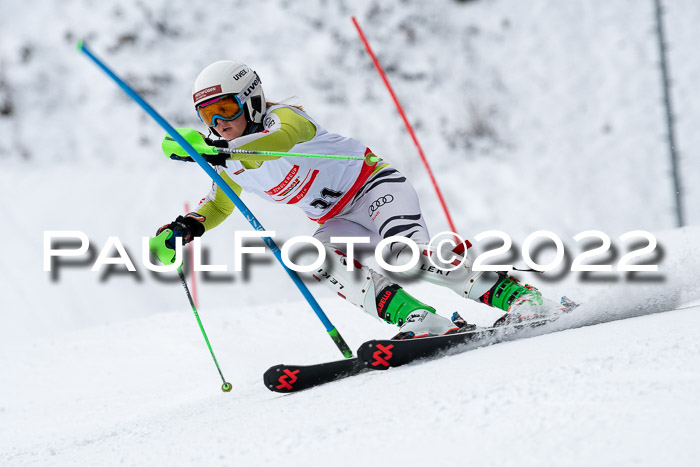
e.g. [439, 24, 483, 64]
[309, 187, 343, 210]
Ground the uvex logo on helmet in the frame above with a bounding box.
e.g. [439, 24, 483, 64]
[233, 69, 248, 81]
[193, 85, 222, 103]
[243, 73, 261, 98]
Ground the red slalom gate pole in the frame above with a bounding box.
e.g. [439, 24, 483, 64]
[184, 202, 200, 309]
[351, 17, 460, 242]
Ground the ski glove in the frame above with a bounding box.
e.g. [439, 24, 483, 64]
[161, 128, 230, 166]
[149, 229, 177, 265]
[150, 213, 206, 265]
[156, 213, 206, 248]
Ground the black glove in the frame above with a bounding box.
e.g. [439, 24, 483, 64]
[204, 137, 229, 149]
[202, 138, 230, 166]
[156, 213, 206, 248]
[168, 138, 230, 167]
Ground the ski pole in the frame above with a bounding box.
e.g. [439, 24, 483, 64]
[77, 40, 353, 358]
[214, 147, 380, 164]
[164, 128, 379, 164]
[177, 266, 232, 393]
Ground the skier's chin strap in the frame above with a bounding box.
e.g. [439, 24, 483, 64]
[243, 121, 263, 136]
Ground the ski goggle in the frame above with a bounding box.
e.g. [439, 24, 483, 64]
[196, 94, 244, 127]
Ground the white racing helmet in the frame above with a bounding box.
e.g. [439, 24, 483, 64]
[192, 60, 266, 135]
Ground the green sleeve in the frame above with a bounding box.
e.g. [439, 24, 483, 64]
[236, 107, 317, 168]
[196, 171, 243, 231]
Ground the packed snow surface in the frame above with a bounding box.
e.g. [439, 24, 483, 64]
[1, 303, 699, 466]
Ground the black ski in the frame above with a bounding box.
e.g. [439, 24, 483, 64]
[263, 357, 364, 393]
[265, 300, 579, 392]
[357, 318, 556, 369]
[357, 297, 580, 369]
[263, 320, 551, 392]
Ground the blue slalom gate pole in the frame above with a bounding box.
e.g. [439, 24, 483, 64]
[78, 41, 352, 358]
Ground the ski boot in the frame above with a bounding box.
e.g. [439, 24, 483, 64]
[393, 310, 464, 340]
[377, 285, 463, 340]
[478, 272, 552, 326]
[394, 311, 477, 340]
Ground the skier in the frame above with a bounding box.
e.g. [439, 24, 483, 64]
[150, 60, 548, 339]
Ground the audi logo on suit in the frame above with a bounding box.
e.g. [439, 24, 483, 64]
[368, 194, 395, 216]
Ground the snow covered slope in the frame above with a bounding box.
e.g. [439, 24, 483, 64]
[1, 303, 699, 466]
